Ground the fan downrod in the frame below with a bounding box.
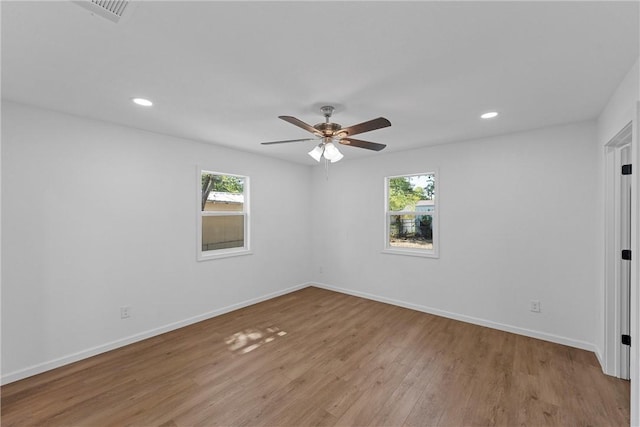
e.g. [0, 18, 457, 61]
[315, 106, 341, 135]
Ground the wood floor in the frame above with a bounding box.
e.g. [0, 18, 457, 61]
[1, 287, 630, 426]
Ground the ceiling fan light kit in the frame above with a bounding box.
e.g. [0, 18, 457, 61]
[318, 141, 344, 163]
[262, 105, 391, 164]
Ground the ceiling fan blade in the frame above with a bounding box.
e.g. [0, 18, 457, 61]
[261, 138, 318, 145]
[339, 138, 387, 151]
[279, 116, 323, 136]
[338, 117, 391, 137]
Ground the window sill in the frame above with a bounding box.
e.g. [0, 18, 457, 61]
[382, 248, 439, 258]
[198, 249, 252, 261]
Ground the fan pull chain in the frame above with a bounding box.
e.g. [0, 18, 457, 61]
[325, 158, 330, 180]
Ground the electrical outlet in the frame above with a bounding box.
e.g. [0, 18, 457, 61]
[530, 300, 541, 313]
[120, 306, 131, 319]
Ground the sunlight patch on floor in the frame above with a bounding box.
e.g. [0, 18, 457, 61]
[225, 326, 287, 354]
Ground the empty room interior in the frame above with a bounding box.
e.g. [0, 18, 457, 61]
[2, 1, 640, 426]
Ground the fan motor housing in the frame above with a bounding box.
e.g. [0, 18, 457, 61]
[314, 122, 342, 136]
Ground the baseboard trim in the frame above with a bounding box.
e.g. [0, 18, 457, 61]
[594, 347, 606, 374]
[311, 282, 599, 354]
[1, 283, 309, 385]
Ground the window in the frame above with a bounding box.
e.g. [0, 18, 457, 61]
[198, 170, 250, 260]
[384, 172, 438, 258]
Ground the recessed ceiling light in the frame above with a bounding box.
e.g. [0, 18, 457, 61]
[132, 97, 153, 107]
[481, 111, 499, 119]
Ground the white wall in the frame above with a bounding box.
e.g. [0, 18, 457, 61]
[310, 121, 599, 351]
[1, 101, 311, 382]
[0, 99, 623, 387]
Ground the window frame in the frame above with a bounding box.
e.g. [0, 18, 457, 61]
[383, 172, 439, 258]
[197, 168, 251, 261]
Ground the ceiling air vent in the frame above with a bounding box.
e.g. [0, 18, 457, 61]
[75, 0, 131, 23]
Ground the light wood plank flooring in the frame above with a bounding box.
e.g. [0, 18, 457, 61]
[1, 287, 630, 426]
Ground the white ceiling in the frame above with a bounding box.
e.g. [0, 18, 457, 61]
[2, 1, 638, 165]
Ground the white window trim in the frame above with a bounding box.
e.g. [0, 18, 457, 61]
[197, 167, 251, 261]
[382, 172, 439, 259]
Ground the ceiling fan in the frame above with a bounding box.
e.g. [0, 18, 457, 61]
[261, 106, 391, 163]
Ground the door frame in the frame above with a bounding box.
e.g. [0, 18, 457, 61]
[604, 122, 632, 379]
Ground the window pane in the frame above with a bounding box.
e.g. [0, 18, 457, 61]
[201, 173, 244, 212]
[202, 215, 245, 251]
[388, 174, 435, 211]
[389, 214, 433, 249]
[202, 193, 244, 212]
